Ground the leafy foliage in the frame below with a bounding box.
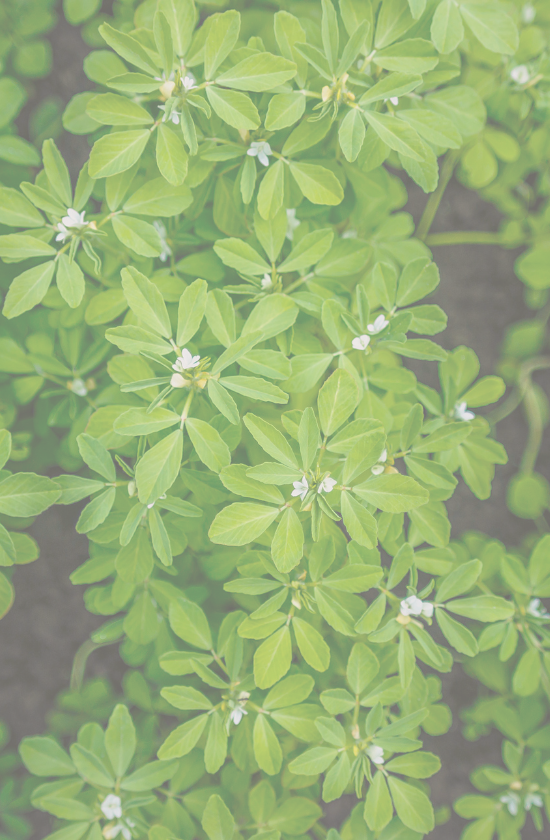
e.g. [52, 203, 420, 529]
[0, 0, 549, 839]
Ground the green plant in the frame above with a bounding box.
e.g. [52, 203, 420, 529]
[0, 0, 549, 839]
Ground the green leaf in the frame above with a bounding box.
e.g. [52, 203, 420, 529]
[0, 234, 56, 261]
[99, 23, 160, 74]
[254, 714, 283, 775]
[460, 3, 518, 55]
[298, 407, 321, 471]
[436, 608, 478, 657]
[257, 159, 285, 219]
[122, 266, 171, 336]
[135, 429, 183, 504]
[289, 162, 344, 205]
[156, 123, 189, 186]
[353, 474, 429, 513]
[321, 564, 383, 594]
[104, 704, 136, 778]
[431, 0, 464, 53]
[0, 473, 60, 516]
[3, 261, 55, 319]
[214, 237, 270, 275]
[373, 38, 439, 74]
[339, 109, 365, 162]
[263, 675, 314, 710]
[437, 559, 482, 602]
[154, 10, 173, 78]
[186, 417, 231, 473]
[385, 751, 441, 778]
[204, 10, 240, 79]
[115, 529, 154, 584]
[388, 776, 434, 834]
[112, 215, 162, 257]
[114, 407, 179, 437]
[87, 93, 153, 126]
[209, 502, 280, 546]
[365, 770, 393, 832]
[158, 714, 209, 760]
[318, 369, 359, 436]
[220, 376, 288, 404]
[513, 648, 540, 696]
[341, 492, 377, 549]
[19, 737, 75, 776]
[363, 111, 426, 161]
[76, 487, 116, 534]
[120, 758, 179, 791]
[202, 793, 235, 840]
[56, 254, 85, 309]
[217, 52, 296, 91]
[177, 278, 207, 345]
[272, 507, 303, 573]
[206, 86, 260, 130]
[288, 746, 338, 775]
[293, 617, 331, 671]
[244, 414, 299, 468]
[77, 433, 115, 480]
[158, 0, 196, 58]
[445, 595, 515, 622]
[265, 92, 306, 131]
[254, 625, 293, 690]
[123, 177, 192, 216]
[89, 130, 150, 179]
[169, 597, 212, 650]
[278, 228, 333, 274]
[0, 187, 45, 228]
[243, 295, 299, 340]
[42, 139, 72, 206]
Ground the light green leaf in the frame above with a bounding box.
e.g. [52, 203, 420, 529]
[318, 369, 360, 436]
[363, 111, 426, 161]
[87, 93, 153, 126]
[135, 429, 183, 504]
[186, 417, 231, 473]
[206, 86, 260, 130]
[271, 507, 303, 573]
[56, 254, 85, 309]
[3, 261, 55, 319]
[254, 625, 292, 688]
[217, 52, 296, 91]
[156, 123, 189, 186]
[353, 474, 429, 513]
[254, 715, 283, 775]
[89, 129, 150, 178]
[209, 502, 280, 546]
[0, 473, 60, 517]
[121, 266, 171, 336]
[105, 704, 136, 777]
[292, 616, 331, 671]
[289, 162, 344, 205]
[202, 793, 235, 840]
[112, 215, 162, 257]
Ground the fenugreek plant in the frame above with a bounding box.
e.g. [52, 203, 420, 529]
[0, 1, 549, 839]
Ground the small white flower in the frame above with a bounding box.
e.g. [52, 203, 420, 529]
[158, 104, 180, 124]
[367, 314, 389, 335]
[521, 3, 536, 23]
[69, 378, 88, 397]
[286, 209, 300, 241]
[389, 96, 399, 106]
[159, 79, 176, 98]
[170, 372, 187, 389]
[527, 598, 550, 618]
[352, 334, 370, 351]
[292, 475, 309, 501]
[247, 141, 272, 167]
[400, 595, 433, 618]
[230, 706, 247, 725]
[261, 273, 273, 290]
[371, 448, 387, 476]
[101, 795, 122, 821]
[182, 73, 196, 91]
[318, 476, 337, 494]
[500, 792, 520, 816]
[525, 793, 543, 810]
[366, 745, 385, 765]
[342, 228, 357, 239]
[56, 208, 87, 241]
[173, 348, 201, 372]
[153, 221, 172, 262]
[510, 65, 530, 85]
[453, 401, 475, 421]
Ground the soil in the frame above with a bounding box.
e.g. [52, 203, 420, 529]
[1, 14, 548, 840]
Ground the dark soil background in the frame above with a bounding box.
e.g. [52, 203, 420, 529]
[1, 14, 549, 840]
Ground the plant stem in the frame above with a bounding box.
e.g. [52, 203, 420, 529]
[416, 150, 460, 241]
[70, 639, 118, 692]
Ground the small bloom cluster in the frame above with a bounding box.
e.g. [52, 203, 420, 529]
[371, 449, 387, 476]
[101, 795, 135, 840]
[247, 141, 272, 167]
[291, 475, 337, 501]
[453, 401, 475, 421]
[400, 596, 434, 619]
[261, 273, 273, 290]
[352, 315, 390, 350]
[171, 349, 201, 388]
[366, 744, 385, 764]
[228, 691, 250, 726]
[153, 221, 172, 262]
[510, 65, 531, 85]
[500, 791, 543, 816]
[56, 208, 88, 242]
[527, 598, 550, 619]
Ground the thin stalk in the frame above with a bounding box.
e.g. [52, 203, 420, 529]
[416, 150, 460, 241]
[70, 639, 118, 692]
[521, 383, 544, 474]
